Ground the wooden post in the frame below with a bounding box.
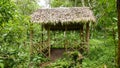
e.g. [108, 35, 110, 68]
[47, 27, 50, 58]
[64, 30, 65, 49]
[41, 25, 43, 44]
[80, 24, 84, 43]
[80, 24, 84, 53]
[86, 23, 90, 52]
[64, 27, 67, 51]
[53, 32, 55, 48]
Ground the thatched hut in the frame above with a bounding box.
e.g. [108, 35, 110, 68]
[31, 7, 95, 30]
[30, 7, 96, 58]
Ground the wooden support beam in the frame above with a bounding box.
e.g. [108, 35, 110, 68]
[64, 27, 67, 51]
[79, 24, 84, 54]
[47, 27, 51, 58]
[53, 32, 56, 48]
[86, 23, 90, 44]
[80, 24, 84, 42]
[86, 23, 90, 52]
[41, 24, 43, 44]
[64, 31, 66, 49]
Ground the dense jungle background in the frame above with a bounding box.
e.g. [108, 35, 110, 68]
[0, 0, 117, 68]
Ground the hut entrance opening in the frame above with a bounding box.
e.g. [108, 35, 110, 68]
[30, 7, 96, 58]
[43, 23, 90, 58]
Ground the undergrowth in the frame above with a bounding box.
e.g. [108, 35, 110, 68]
[43, 37, 116, 68]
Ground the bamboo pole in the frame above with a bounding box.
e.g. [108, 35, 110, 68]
[81, 0, 85, 7]
[80, 24, 84, 54]
[80, 24, 84, 43]
[53, 32, 56, 48]
[47, 27, 50, 58]
[41, 25, 43, 44]
[64, 27, 67, 51]
[86, 23, 90, 51]
[64, 31, 66, 49]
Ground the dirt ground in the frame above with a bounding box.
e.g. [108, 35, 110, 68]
[40, 48, 66, 67]
[50, 48, 65, 61]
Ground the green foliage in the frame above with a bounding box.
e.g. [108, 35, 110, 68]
[45, 51, 82, 68]
[45, 1, 117, 68]
[51, 31, 80, 48]
[91, 0, 117, 34]
[0, 0, 117, 68]
[0, 62, 4, 68]
[15, 0, 39, 15]
[46, 58, 72, 68]
[0, 0, 16, 25]
[0, 0, 39, 68]
[82, 38, 116, 68]
[46, 38, 116, 68]
[51, 0, 73, 7]
[30, 54, 49, 67]
[0, 49, 29, 68]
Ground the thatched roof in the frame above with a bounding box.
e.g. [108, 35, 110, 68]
[31, 7, 96, 25]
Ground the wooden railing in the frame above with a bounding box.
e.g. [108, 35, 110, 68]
[32, 41, 49, 57]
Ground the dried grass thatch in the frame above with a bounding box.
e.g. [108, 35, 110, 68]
[31, 7, 96, 25]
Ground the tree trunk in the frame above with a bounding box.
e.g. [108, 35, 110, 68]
[117, 0, 120, 67]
